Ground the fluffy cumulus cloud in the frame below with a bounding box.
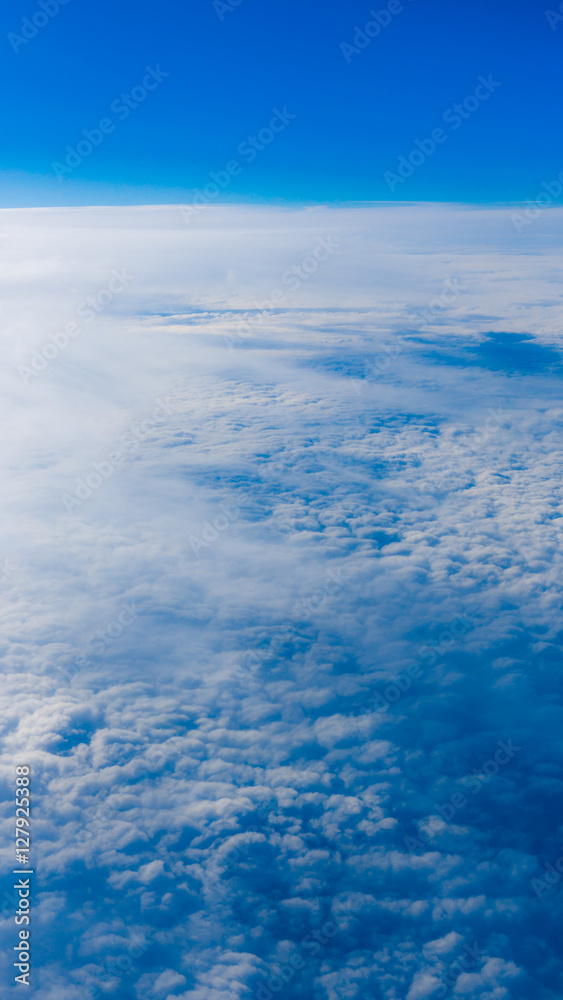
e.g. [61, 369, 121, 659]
[0, 203, 562, 999]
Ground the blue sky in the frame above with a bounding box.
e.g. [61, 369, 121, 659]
[0, 0, 560, 205]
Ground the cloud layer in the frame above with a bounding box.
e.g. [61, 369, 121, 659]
[0, 204, 562, 1000]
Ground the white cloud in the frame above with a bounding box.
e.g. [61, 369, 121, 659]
[0, 204, 560, 998]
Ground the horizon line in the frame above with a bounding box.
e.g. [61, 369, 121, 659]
[0, 199, 559, 211]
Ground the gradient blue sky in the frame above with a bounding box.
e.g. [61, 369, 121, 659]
[0, 0, 559, 205]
